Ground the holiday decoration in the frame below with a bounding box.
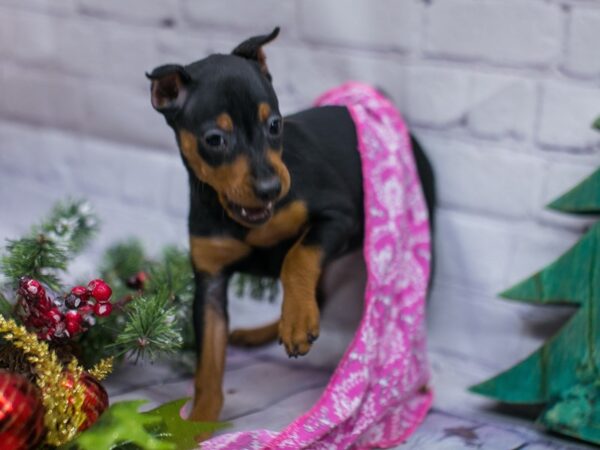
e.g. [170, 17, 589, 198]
[471, 165, 600, 444]
[62, 370, 109, 431]
[1, 199, 97, 291]
[15, 276, 114, 342]
[0, 315, 112, 446]
[0, 199, 228, 449]
[0, 371, 45, 450]
[65, 399, 227, 450]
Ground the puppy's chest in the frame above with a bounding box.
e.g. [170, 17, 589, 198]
[244, 200, 308, 247]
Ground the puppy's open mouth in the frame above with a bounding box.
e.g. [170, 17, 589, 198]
[227, 200, 274, 226]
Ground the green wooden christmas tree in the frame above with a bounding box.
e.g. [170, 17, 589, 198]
[470, 166, 600, 444]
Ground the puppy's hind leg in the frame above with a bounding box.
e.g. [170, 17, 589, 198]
[229, 320, 280, 347]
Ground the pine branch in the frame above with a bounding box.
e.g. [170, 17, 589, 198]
[113, 291, 183, 362]
[100, 239, 147, 281]
[146, 246, 193, 303]
[1, 235, 67, 290]
[1, 198, 98, 291]
[37, 198, 99, 254]
[0, 291, 13, 318]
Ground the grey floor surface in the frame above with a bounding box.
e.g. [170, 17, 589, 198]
[104, 344, 593, 450]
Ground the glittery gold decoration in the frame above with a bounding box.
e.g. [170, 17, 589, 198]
[0, 315, 107, 446]
[89, 357, 113, 381]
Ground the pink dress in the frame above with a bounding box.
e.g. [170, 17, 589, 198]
[203, 82, 433, 449]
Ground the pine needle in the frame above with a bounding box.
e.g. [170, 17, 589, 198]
[113, 292, 183, 362]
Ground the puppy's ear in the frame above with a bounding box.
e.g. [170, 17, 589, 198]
[232, 27, 280, 81]
[146, 64, 191, 113]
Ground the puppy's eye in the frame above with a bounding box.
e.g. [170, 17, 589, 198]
[267, 116, 282, 137]
[203, 130, 226, 150]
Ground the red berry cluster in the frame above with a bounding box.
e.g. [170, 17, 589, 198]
[16, 277, 113, 341]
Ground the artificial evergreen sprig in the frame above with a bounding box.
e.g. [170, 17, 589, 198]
[114, 290, 183, 362]
[1, 199, 98, 291]
[82, 239, 280, 365]
[1, 235, 67, 291]
[36, 199, 99, 254]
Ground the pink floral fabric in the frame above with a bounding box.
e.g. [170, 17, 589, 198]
[204, 82, 432, 449]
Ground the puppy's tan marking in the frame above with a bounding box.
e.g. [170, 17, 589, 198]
[279, 240, 322, 356]
[179, 129, 259, 207]
[216, 113, 233, 132]
[229, 319, 280, 347]
[267, 149, 291, 199]
[189, 304, 227, 427]
[190, 236, 251, 275]
[245, 200, 308, 247]
[258, 102, 271, 122]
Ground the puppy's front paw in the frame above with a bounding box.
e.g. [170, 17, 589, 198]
[279, 301, 320, 358]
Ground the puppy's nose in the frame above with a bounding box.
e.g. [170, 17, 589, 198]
[253, 176, 281, 201]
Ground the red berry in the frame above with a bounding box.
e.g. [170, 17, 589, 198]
[37, 294, 52, 311]
[65, 310, 83, 323]
[71, 286, 90, 301]
[24, 279, 42, 296]
[47, 308, 62, 324]
[88, 279, 112, 303]
[93, 302, 112, 317]
[65, 320, 81, 336]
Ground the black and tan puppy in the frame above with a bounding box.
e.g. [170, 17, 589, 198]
[148, 28, 434, 424]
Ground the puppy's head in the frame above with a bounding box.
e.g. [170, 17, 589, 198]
[148, 27, 290, 227]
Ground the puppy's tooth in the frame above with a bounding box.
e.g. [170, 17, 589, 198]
[267, 201, 273, 209]
[241, 208, 248, 217]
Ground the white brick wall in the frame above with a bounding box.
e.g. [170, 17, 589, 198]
[1, 0, 599, 389]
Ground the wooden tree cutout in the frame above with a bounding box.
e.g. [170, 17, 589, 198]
[470, 166, 600, 444]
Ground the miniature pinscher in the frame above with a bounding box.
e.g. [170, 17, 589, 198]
[148, 27, 435, 424]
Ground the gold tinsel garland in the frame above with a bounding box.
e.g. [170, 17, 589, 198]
[0, 315, 112, 446]
[89, 356, 113, 381]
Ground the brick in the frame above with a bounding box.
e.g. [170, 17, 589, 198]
[0, 0, 75, 15]
[466, 74, 536, 140]
[0, 173, 74, 237]
[505, 223, 582, 288]
[434, 209, 514, 292]
[0, 8, 57, 65]
[537, 81, 600, 150]
[0, 64, 85, 131]
[118, 144, 173, 209]
[77, 0, 179, 26]
[563, 7, 600, 78]
[404, 66, 469, 127]
[54, 18, 107, 77]
[83, 82, 174, 149]
[0, 122, 46, 179]
[55, 21, 160, 89]
[298, 0, 421, 51]
[164, 156, 189, 217]
[287, 46, 406, 109]
[74, 138, 128, 199]
[157, 31, 238, 66]
[100, 25, 162, 90]
[425, 0, 562, 67]
[419, 134, 543, 219]
[536, 160, 600, 231]
[182, 0, 294, 32]
[428, 281, 570, 371]
[88, 198, 185, 256]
